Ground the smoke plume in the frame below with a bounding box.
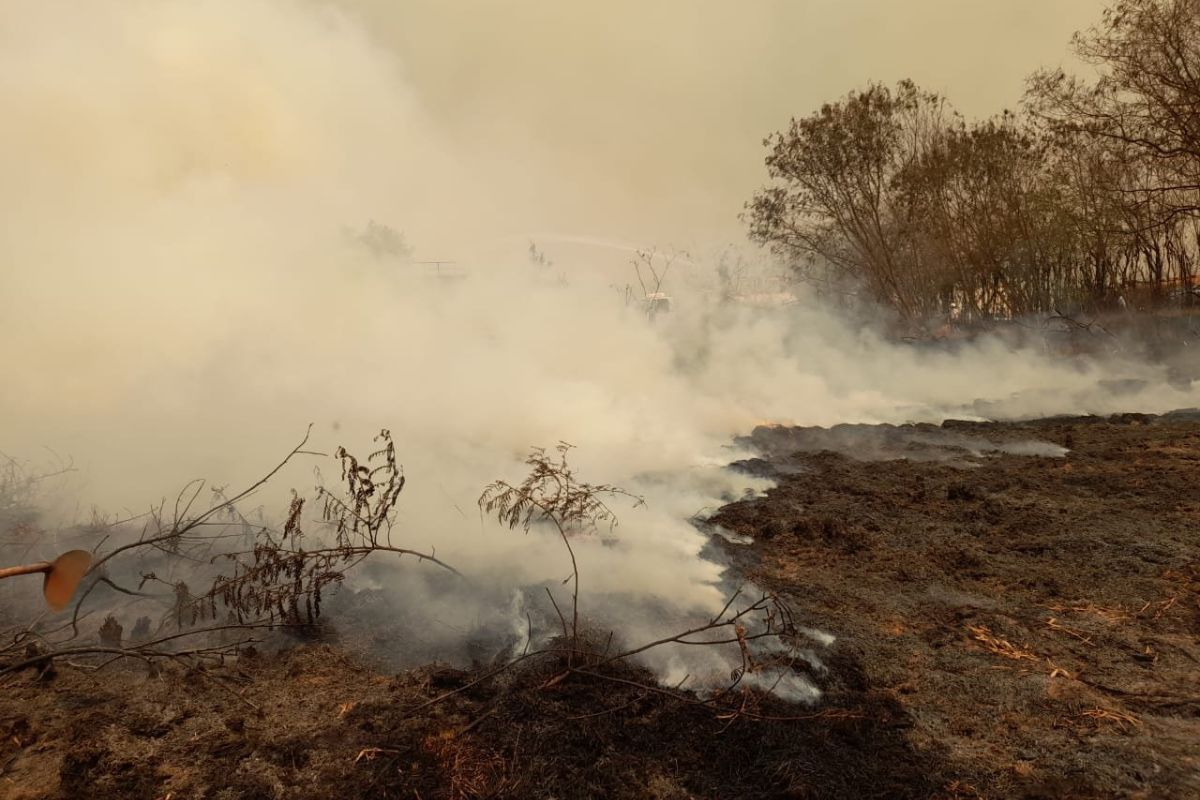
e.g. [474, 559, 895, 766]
[3, 0, 1196, 695]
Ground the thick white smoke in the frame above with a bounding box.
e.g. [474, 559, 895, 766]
[3, 0, 1198, 694]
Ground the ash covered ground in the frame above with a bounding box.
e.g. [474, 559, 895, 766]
[3, 413, 1198, 799]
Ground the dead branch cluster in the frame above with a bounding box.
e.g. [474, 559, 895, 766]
[0, 452, 74, 550]
[615, 247, 685, 319]
[1, 432, 811, 724]
[1, 428, 449, 681]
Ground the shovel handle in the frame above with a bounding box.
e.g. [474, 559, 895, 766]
[0, 562, 52, 580]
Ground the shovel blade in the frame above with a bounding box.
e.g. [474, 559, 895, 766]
[43, 550, 92, 611]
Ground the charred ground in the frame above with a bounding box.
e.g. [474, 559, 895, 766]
[3, 414, 1199, 798]
[715, 412, 1200, 798]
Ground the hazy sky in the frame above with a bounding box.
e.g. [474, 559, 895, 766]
[337, 0, 1103, 249]
[0, 0, 1121, 506]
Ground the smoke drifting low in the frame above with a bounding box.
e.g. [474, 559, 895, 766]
[4, 1, 1199, 692]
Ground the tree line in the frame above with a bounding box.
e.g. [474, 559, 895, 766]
[746, 0, 1200, 325]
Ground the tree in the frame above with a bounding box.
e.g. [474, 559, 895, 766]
[892, 113, 1085, 317]
[1028, 0, 1200, 227]
[745, 81, 949, 319]
[747, 2, 1200, 323]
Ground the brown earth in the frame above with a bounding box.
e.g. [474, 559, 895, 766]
[714, 413, 1200, 799]
[2, 414, 1199, 799]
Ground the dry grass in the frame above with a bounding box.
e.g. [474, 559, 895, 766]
[1046, 602, 1134, 624]
[967, 625, 1038, 662]
[1078, 707, 1142, 732]
[1044, 616, 1095, 645]
[421, 730, 513, 800]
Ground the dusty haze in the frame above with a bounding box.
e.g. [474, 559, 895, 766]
[334, 0, 1101, 246]
[2, 0, 1125, 507]
[3, 0, 1187, 687]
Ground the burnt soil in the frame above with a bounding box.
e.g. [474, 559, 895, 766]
[3, 414, 1199, 799]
